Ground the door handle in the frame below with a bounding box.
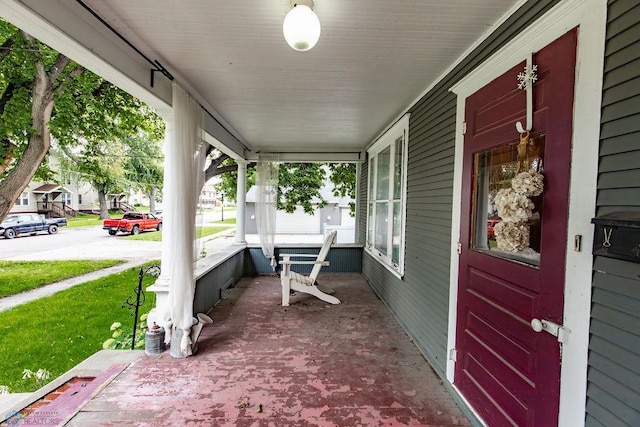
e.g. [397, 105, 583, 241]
[531, 318, 570, 344]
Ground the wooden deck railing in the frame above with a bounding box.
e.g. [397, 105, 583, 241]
[37, 202, 77, 218]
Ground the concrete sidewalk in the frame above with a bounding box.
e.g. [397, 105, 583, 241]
[0, 258, 151, 313]
[0, 229, 328, 313]
[0, 233, 227, 313]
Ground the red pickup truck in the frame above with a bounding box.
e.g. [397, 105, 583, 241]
[103, 212, 162, 236]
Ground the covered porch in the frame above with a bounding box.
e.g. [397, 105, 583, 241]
[11, 274, 471, 426]
[32, 184, 77, 218]
[3, 0, 634, 425]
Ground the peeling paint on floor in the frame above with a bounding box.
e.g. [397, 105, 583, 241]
[68, 274, 471, 426]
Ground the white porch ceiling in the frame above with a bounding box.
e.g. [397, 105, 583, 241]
[2, 0, 521, 160]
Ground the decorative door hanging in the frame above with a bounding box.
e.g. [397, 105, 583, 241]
[516, 53, 538, 173]
[491, 54, 544, 258]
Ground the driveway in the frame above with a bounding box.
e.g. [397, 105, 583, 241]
[0, 226, 161, 262]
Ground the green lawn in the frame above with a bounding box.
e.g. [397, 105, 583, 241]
[71, 212, 235, 233]
[0, 260, 124, 298]
[0, 261, 158, 393]
[124, 224, 234, 241]
[67, 213, 120, 228]
[214, 217, 236, 225]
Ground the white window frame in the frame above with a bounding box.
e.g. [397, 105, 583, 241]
[365, 113, 409, 278]
[14, 191, 29, 206]
[61, 192, 72, 205]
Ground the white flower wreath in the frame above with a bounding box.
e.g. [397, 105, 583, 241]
[511, 170, 544, 197]
[494, 221, 530, 252]
[492, 169, 544, 253]
[494, 188, 534, 223]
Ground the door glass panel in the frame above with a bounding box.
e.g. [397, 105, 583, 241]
[471, 135, 545, 266]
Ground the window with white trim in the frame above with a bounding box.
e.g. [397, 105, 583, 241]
[366, 114, 409, 277]
[14, 191, 29, 206]
[61, 192, 72, 206]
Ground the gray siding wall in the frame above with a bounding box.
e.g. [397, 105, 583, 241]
[360, 0, 559, 374]
[586, 1, 640, 426]
[357, 161, 368, 244]
[193, 250, 246, 314]
[247, 246, 363, 275]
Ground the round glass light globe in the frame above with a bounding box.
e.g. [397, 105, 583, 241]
[283, 4, 321, 51]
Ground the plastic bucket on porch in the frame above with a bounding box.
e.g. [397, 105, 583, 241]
[145, 323, 165, 355]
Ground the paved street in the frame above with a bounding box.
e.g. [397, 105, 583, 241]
[0, 225, 161, 262]
[0, 209, 236, 262]
[0, 208, 327, 313]
[0, 214, 237, 312]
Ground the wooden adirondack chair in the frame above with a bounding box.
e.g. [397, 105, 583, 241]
[279, 230, 341, 306]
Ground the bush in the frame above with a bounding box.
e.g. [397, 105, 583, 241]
[103, 313, 148, 350]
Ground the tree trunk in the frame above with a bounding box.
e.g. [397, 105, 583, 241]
[148, 185, 157, 213]
[0, 33, 72, 222]
[98, 189, 109, 219]
[0, 57, 54, 221]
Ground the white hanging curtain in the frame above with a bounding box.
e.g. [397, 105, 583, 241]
[256, 153, 279, 269]
[167, 83, 206, 356]
[193, 140, 208, 262]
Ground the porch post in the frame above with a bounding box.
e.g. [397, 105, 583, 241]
[235, 160, 247, 244]
[147, 116, 175, 325]
[354, 162, 362, 244]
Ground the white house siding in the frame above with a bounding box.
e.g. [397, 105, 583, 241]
[275, 207, 321, 234]
[10, 189, 34, 214]
[9, 181, 99, 216]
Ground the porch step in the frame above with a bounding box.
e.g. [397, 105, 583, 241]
[7, 364, 127, 426]
[0, 393, 30, 415]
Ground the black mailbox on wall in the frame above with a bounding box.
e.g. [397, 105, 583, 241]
[591, 212, 640, 263]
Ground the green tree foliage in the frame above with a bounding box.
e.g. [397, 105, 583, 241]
[0, 18, 164, 220]
[121, 134, 164, 212]
[276, 163, 327, 214]
[209, 155, 357, 216]
[56, 141, 127, 218]
[56, 132, 164, 218]
[328, 163, 357, 214]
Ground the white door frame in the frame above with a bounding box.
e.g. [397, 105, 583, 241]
[447, 1, 606, 425]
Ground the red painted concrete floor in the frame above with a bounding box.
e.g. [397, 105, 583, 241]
[69, 274, 471, 426]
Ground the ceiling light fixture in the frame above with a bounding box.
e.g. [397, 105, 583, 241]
[283, 0, 321, 52]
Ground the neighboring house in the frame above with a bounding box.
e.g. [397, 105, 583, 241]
[11, 181, 97, 217]
[198, 181, 217, 210]
[245, 184, 355, 242]
[13, 153, 162, 216]
[10, 151, 99, 217]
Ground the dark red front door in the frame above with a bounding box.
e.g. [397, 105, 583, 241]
[455, 30, 577, 426]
